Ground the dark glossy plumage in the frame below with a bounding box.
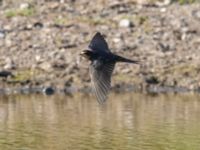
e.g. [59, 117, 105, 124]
[81, 32, 138, 103]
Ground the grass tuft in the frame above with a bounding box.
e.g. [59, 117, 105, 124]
[172, 0, 198, 4]
[5, 7, 36, 18]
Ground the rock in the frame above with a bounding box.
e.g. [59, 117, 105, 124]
[35, 55, 43, 63]
[20, 3, 30, 9]
[60, 0, 65, 3]
[43, 87, 55, 95]
[119, 19, 133, 28]
[157, 42, 170, 52]
[52, 60, 67, 70]
[136, 0, 154, 6]
[64, 77, 73, 87]
[0, 30, 5, 39]
[20, 80, 31, 86]
[145, 76, 159, 85]
[0, 71, 14, 79]
[33, 22, 44, 29]
[4, 58, 16, 70]
[192, 10, 200, 21]
[112, 37, 121, 43]
[38, 62, 52, 72]
[5, 38, 12, 47]
[160, 8, 167, 13]
[156, 0, 171, 7]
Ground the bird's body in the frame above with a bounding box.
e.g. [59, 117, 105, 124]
[80, 32, 138, 103]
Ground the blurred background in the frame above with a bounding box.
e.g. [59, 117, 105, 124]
[0, 1, 200, 150]
[0, 0, 200, 93]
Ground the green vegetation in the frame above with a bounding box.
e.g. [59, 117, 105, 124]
[5, 7, 36, 18]
[13, 69, 33, 81]
[54, 17, 69, 26]
[12, 69, 43, 82]
[173, 0, 198, 4]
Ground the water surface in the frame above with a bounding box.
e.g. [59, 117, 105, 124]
[0, 93, 200, 150]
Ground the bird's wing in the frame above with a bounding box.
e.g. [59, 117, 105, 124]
[88, 32, 110, 52]
[90, 62, 115, 103]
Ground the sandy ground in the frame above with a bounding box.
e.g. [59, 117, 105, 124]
[0, 1, 200, 94]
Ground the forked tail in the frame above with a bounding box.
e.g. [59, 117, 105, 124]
[115, 55, 139, 64]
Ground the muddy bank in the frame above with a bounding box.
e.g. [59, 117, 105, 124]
[0, 1, 200, 94]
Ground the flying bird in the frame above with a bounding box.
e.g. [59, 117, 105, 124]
[80, 32, 138, 103]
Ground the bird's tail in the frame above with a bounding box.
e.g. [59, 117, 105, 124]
[115, 55, 139, 64]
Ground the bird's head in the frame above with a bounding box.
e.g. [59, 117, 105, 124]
[80, 50, 93, 60]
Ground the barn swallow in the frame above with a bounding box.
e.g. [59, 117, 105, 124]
[80, 32, 138, 103]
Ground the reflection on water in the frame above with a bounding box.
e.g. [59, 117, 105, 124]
[0, 93, 200, 150]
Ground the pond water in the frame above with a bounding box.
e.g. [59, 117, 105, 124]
[0, 93, 200, 150]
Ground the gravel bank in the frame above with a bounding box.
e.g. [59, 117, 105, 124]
[0, 1, 200, 94]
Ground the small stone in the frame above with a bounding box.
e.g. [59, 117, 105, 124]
[43, 87, 55, 95]
[5, 39, 12, 47]
[145, 76, 159, 85]
[112, 38, 121, 43]
[160, 8, 166, 13]
[192, 10, 200, 20]
[20, 3, 30, 9]
[64, 77, 73, 87]
[156, 0, 171, 7]
[26, 24, 33, 30]
[38, 62, 52, 72]
[4, 58, 16, 70]
[157, 42, 170, 52]
[35, 55, 42, 63]
[119, 19, 133, 28]
[0, 30, 5, 39]
[33, 22, 43, 29]
[4, 25, 12, 31]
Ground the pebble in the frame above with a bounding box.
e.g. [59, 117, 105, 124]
[33, 22, 44, 29]
[157, 42, 170, 52]
[0, 30, 5, 39]
[156, 0, 171, 7]
[112, 38, 121, 43]
[43, 87, 55, 95]
[119, 19, 133, 28]
[20, 3, 30, 9]
[5, 39, 12, 47]
[38, 62, 52, 72]
[192, 10, 200, 20]
[145, 76, 159, 85]
[4, 58, 16, 70]
[160, 8, 167, 13]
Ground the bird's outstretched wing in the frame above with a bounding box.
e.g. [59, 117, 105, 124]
[90, 61, 115, 104]
[88, 32, 110, 52]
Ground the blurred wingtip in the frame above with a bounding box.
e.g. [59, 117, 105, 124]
[89, 31, 109, 52]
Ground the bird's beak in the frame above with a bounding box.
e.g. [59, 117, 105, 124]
[80, 51, 86, 56]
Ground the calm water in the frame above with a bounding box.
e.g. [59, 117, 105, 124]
[0, 93, 200, 150]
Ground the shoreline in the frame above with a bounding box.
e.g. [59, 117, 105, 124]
[0, 84, 199, 96]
